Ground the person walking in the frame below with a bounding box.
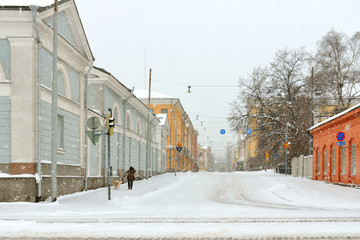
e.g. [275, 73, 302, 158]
[124, 166, 136, 190]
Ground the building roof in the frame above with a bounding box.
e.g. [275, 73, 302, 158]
[309, 102, 360, 131]
[0, 0, 95, 62]
[133, 89, 176, 99]
[0, 0, 54, 7]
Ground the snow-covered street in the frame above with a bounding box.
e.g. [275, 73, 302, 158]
[1, 171, 360, 239]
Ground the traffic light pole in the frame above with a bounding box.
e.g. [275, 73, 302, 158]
[107, 129, 111, 200]
[107, 108, 113, 200]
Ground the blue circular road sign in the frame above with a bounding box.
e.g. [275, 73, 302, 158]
[246, 129, 252, 134]
[220, 129, 226, 135]
[337, 131, 345, 141]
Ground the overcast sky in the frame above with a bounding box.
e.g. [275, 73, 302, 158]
[3, 0, 360, 157]
[73, 0, 360, 157]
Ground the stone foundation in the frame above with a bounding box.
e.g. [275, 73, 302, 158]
[0, 163, 159, 202]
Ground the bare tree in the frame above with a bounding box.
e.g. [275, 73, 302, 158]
[228, 48, 312, 169]
[229, 30, 360, 171]
[315, 30, 360, 110]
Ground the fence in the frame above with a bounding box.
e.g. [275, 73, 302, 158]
[291, 155, 312, 179]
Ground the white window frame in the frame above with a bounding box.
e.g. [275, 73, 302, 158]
[317, 149, 320, 174]
[352, 144, 356, 176]
[324, 149, 327, 175]
[341, 146, 345, 175]
[332, 147, 336, 175]
[57, 114, 65, 150]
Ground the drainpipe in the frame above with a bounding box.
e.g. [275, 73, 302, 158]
[30, 5, 42, 202]
[148, 116, 157, 177]
[122, 92, 133, 176]
[83, 64, 93, 191]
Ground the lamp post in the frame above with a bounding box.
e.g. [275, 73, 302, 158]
[309, 67, 314, 156]
[309, 67, 322, 156]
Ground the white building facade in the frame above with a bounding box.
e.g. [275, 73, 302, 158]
[0, 0, 168, 202]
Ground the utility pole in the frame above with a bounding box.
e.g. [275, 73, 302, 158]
[146, 69, 152, 179]
[51, 0, 59, 202]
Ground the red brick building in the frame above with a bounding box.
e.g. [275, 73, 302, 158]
[310, 104, 360, 185]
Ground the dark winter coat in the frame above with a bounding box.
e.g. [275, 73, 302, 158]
[125, 167, 136, 181]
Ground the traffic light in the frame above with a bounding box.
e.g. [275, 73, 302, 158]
[176, 142, 182, 152]
[106, 113, 115, 136]
[109, 116, 115, 136]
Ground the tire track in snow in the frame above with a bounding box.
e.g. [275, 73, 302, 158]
[208, 174, 329, 211]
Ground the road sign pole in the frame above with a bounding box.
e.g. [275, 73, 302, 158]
[285, 123, 288, 175]
[174, 128, 177, 176]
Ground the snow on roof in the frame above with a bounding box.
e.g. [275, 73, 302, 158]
[309, 102, 360, 131]
[0, 0, 54, 7]
[133, 89, 175, 99]
[156, 114, 167, 126]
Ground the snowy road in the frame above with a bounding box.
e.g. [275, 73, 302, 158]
[1, 171, 360, 239]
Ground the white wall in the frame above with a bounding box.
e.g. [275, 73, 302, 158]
[291, 155, 313, 179]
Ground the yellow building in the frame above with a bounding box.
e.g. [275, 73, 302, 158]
[134, 90, 198, 172]
[237, 101, 260, 170]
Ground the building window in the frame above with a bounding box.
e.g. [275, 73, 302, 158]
[341, 146, 345, 175]
[126, 113, 132, 130]
[57, 115, 64, 149]
[352, 144, 356, 176]
[136, 120, 140, 135]
[332, 147, 336, 175]
[161, 109, 168, 114]
[317, 149, 320, 174]
[324, 149, 327, 175]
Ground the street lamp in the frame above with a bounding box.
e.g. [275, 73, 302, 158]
[309, 67, 322, 155]
[187, 86, 191, 93]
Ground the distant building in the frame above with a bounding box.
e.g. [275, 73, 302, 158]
[197, 145, 213, 171]
[134, 90, 198, 172]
